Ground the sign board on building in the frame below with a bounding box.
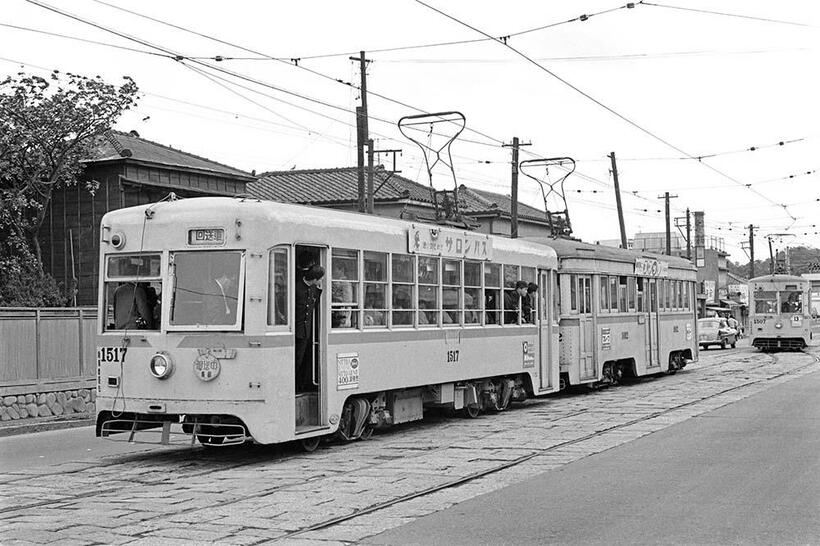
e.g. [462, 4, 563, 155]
[634, 258, 669, 277]
[695, 246, 705, 268]
[408, 225, 492, 260]
[703, 280, 716, 303]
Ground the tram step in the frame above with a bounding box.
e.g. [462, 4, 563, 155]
[295, 393, 319, 427]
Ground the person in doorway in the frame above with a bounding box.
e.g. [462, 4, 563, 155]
[504, 280, 529, 324]
[522, 282, 539, 323]
[295, 264, 324, 391]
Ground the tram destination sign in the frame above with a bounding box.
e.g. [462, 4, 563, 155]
[408, 225, 493, 260]
[634, 257, 669, 277]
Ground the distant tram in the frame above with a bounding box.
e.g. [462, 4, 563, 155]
[749, 274, 811, 351]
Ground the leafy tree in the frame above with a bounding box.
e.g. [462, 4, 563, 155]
[0, 70, 138, 306]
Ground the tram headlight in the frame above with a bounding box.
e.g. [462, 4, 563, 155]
[149, 353, 174, 379]
[775, 322, 783, 329]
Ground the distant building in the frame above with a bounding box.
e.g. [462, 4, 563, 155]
[40, 130, 255, 305]
[247, 166, 555, 238]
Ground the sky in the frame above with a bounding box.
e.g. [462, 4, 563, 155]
[2, 0, 819, 262]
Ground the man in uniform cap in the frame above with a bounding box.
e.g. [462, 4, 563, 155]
[295, 264, 324, 391]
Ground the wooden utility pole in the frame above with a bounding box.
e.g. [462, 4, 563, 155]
[366, 138, 375, 214]
[609, 152, 628, 249]
[686, 208, 692, 260]
[748, 224, 756, 278]
[350, 51, 370, 213]
[503, 137, 530, 238]
[658, 192, 678, 255]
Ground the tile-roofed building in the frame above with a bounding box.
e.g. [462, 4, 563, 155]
[249, 166, 553, 238]
[41, 130, 254, 306]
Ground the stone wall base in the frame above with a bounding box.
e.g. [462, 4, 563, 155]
[1, 389, 96, 421]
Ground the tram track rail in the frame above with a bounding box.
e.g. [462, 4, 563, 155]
[2, 348, 818, 540]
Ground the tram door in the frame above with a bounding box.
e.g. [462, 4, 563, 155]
[578, 276, 595, 381]
[647, 279, 661, 367]
[294, 245, 326, 430]
[537, 270, 554, 391]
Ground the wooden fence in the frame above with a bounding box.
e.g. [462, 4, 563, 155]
[0, 307, 97, 394]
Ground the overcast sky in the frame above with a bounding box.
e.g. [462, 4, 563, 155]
[3, 0, 819, 261]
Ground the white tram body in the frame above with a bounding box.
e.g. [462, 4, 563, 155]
[95, 197, 560, 447]
[531, 238, 698, 387]
[749, 274, 811, 351]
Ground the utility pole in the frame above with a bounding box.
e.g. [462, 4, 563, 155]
[768, 236, 774, 274]
[658, 192, 679, 255]
[686, 208, 691, 260]
[748, 224, 756, 278]
[503, 137, 530, 238]
[350, 51, 370, 213]
[609, 152, 628, 249]
[366, 138, 375, 214]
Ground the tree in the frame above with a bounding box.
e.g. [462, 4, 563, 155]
[0, 70, 138, 306]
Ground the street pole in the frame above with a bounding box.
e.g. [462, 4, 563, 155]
[502, 138, 530, 238]
[686, 208, 691, 260]
[351, 51, 370, 213]
[609, 152, 628, 249]
[748, 224, 755, 278]
[658, 192, 679, 255]
[768, 236, 774, 274]
[366, 138, 375, 214]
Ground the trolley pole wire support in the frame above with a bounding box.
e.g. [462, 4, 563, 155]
[519, 157, 576, 238]
[398, 111, 466, 222]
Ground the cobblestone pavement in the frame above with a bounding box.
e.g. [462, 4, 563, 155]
[1, 347, 818, 545]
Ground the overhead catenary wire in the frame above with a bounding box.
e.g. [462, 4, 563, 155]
[413, 0, 798, 225]
[639, 1, 819, 29]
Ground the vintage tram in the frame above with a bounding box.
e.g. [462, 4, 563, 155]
[748, 274, 811, 351]
[530, 238, 698, 388]
[95, 196, 560, 449]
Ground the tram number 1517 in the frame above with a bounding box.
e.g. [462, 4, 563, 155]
[447, 350, 460, 363]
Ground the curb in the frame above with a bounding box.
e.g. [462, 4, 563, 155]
[0, 414, 94, 438]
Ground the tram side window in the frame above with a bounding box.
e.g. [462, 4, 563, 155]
[618, 276, 628, 312]
[442, 259, 461, 325]
[363, 251, 387, 327]
[609, 276, 618, 312]
[665, 280, 672, 311]
[671, 281, 678, 311]
[636, 277, 644, 312]
[331, 248, 359, 329]
[503, 265, 522, 324]
[628, 277, 637, 311]
[485, 263, 502, 324]
[569, 274, 578, 313]
[780, 290, 803, 313]
[464, 261, 481, 324]
[755, 291, 777, 314]
[683, 282, 689, 311]
[521, 267, 536, 284]
[392, 254, 415, 326]
[579, 277, 592, 314]
[267, 247, 288, 326]
[599, 275, 609, 313]
[418, 257, 439, 326]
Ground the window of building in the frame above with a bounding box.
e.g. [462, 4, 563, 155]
[363, 251, 387, 327]
[267, 247, 288, 326]
[332, 248, 359, 328]
[485, 263, 502, 324]
[418, 256, 439, 326]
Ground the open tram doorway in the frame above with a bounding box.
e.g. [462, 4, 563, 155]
[647, 279, 661, 367]
[577, 275, 595, 381]
[294, 245, 326, 430]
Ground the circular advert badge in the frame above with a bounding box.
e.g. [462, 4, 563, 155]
[193, 353, 221, 382]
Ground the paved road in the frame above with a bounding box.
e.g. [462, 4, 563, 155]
[0, 346, 817, 545]
[368, 360, 820, 545]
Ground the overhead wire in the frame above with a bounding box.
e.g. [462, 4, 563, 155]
[414, 0, 798, 224]
[639, 2, 819, 29]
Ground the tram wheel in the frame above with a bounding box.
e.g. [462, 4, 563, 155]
[299, 436, 321, 452]
[463, 404, 481, 419]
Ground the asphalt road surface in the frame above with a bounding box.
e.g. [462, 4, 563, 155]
[368, 365, 820, 545]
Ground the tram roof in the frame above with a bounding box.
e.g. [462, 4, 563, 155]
[525, 236, 695, 271]
[102, 197, 558, 265]
[749, 274, 807, 283]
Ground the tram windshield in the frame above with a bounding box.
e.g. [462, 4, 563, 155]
[779, 290, 803, 313]
[754, 291, 777, 314]
[169, 250, 244, 328]
[104, 254, 162, 331]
